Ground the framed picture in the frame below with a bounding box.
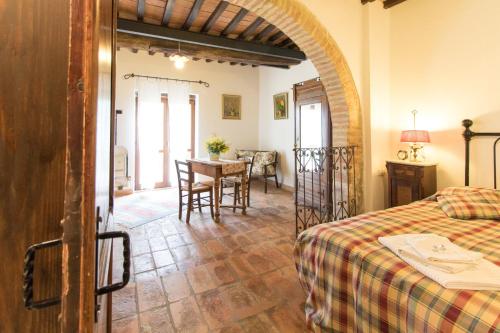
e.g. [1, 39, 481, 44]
[222, 94, 241, 120]
[273, 92, 288, 120]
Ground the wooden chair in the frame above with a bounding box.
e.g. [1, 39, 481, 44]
[220, 155, 255, 210]
[175, 160, 214, 224]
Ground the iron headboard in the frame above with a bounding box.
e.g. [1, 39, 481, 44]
[462, 119, 500, 189]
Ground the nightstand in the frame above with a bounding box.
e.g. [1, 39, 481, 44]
[386, 160, 437, 208]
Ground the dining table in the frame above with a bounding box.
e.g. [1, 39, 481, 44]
[187, 158, 248, 223]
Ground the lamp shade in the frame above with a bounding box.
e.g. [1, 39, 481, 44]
[400, 130, 430, 143]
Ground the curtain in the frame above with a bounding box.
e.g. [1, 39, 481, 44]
[136, 79, 164, 189]
[167, 81, 191, 185]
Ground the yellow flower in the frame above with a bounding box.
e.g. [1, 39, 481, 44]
[205, 136, 230, 154]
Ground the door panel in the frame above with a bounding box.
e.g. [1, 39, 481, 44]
[0, 0, 70, 331]
[294, 79, 332, 213]
[61, 0, 116, 331]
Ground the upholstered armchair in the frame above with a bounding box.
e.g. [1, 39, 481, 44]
[235, 150, 279, 193]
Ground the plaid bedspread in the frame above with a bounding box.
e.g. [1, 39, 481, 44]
[294, 199, 500, 332]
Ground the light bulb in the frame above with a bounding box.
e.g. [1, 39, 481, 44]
[175, 59, 185, 69]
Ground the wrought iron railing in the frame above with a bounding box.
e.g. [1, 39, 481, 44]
[294, 146, 357, 236]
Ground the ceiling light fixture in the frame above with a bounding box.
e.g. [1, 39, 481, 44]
[169, 41, 189, 69]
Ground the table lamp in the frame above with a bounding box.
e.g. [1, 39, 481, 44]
[400, 110, 430, 162]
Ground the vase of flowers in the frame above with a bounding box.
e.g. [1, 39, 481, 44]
[205, 136, 229, 161]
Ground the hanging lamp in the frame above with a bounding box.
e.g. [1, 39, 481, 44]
[169, 41, 189, 69]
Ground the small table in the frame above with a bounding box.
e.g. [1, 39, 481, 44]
[187, 158, 247, 222]
[386, 160, 437, 207]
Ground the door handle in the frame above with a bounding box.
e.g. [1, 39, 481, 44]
[23, 238, 62, 309]
[95, 231, 130, 295]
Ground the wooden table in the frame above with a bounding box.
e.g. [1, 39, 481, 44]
[188, 159, 247, 223]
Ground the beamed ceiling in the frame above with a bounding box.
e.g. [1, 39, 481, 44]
[117, 0, 409, 68]
[117, 0, 306, 68]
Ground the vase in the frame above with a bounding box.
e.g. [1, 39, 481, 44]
[209, 152, 220, 161]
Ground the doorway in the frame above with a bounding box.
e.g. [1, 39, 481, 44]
[134, 93, 196, 191]
[294, 78, 333, 230]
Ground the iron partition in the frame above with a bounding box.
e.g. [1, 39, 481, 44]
[294, 146, 357, 236]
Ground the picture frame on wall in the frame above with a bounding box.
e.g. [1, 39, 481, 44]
[273, 92, 288, 120]
[222, 94, 242, 120]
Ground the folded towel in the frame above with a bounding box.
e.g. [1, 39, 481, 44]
[379, 234, 500, 290]
[405, 234, 483, 263]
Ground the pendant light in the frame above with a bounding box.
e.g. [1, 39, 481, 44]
[169, 41, 189, 69]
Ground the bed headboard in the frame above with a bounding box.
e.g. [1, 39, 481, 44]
[462, 119, 500, 189]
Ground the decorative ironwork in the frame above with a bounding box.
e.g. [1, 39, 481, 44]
[462, 119, 500, 188]
[294, 146, 357, 236]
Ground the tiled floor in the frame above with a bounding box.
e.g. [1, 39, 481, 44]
[111, 182, 308, 333]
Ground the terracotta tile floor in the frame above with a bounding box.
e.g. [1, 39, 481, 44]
[112, 182, 308, 333]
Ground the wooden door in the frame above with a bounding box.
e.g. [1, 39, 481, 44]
[0, 0, 117, 331]
[61, 0, 117, 332]
[0, 1, 69, 331]
[294, 79, 332, 214]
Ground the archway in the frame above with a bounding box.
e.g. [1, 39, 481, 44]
[228, 0, 364, 210]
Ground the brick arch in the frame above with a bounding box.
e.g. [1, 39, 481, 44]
[229, 0, 364, 210]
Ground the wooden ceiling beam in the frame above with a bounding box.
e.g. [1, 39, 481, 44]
[361, 0, 408, 8]
[117, 19, 306, 61]
[268, 31, 285, 44]
[161, 0, 176, 26]
[277, 38, 294, 48]
[137, 0, 145, 21]
[221, 8, 249, 36]
[240, 17, 264, 39]
[201, 1, 228, 33]
[117, 32, 302, 67]
[254, 24, 275, 42]
[383, 0, 408, 8]
[183, 0, 205, 30]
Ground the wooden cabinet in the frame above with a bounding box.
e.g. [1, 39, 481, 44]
[386, 161, 437, 207]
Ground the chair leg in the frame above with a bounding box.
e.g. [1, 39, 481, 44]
[209, 190, 214, 219]
[220, 182, 224, 204]
[233, 184, 238, 213]
[186, 193, 193, 224]
[237, 184, 241, 204]
[178, 191, 183, 220]
[274, 174, 279, 188]
[197, 193, 202, 213]
[264, 176, 268, 193]
[247, 182, 251, 207]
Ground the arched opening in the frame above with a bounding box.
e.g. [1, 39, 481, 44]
[224, 0, 363, 211]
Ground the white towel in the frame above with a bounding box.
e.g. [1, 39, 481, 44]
[379, 234, 500, 290]
[405, 234, 483, 263]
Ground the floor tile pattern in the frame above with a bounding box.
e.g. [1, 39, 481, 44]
[112, 182, 307, 332]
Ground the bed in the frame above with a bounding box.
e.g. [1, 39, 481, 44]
[294, 120, 500, 332]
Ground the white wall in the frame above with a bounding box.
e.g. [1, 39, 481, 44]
[389, 0, 500, 189]
[116, 50, 260, 186]
[258, 61, 318, 187]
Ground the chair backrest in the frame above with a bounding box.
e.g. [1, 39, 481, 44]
[238, 155, 255, 178]
[175, 160, 193, 190]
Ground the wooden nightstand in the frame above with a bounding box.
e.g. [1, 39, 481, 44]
[386, 160, 437, 208]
